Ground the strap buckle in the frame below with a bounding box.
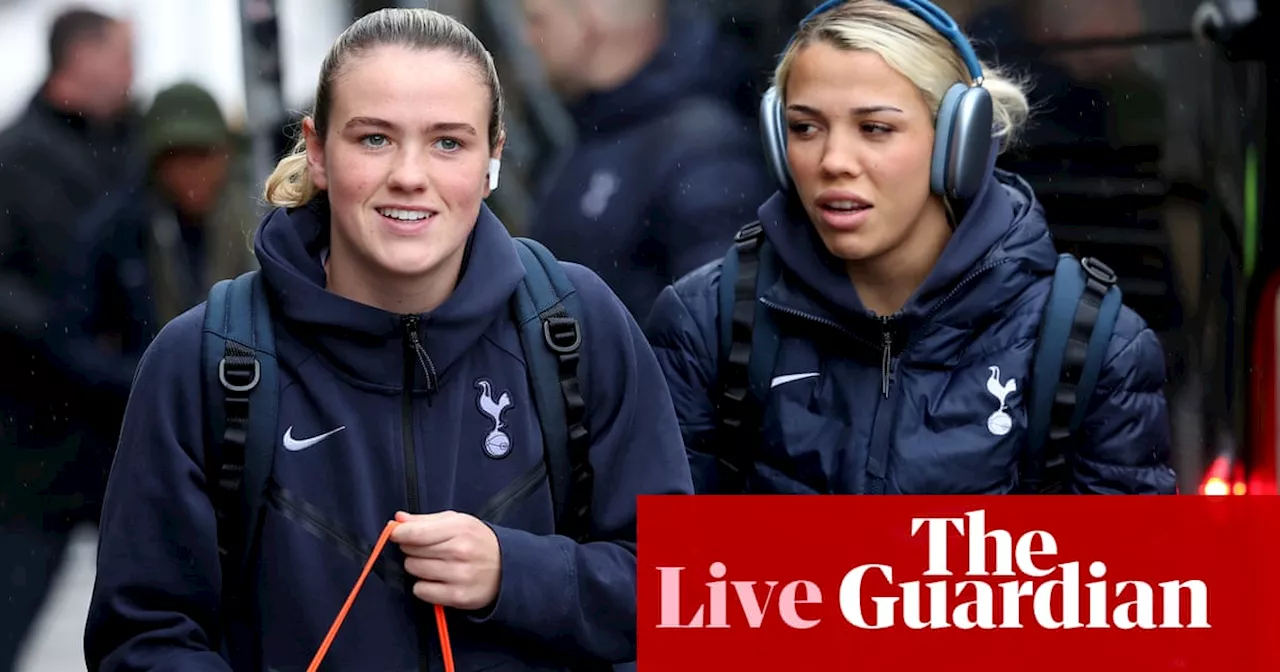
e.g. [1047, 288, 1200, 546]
[219, 357, 261, 393]
[543, 316, 582, 354]
[1080, 257, 1117, 286]
[734, 221, 764, 244]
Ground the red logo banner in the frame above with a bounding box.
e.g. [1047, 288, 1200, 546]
[637, 496, 1280, 671]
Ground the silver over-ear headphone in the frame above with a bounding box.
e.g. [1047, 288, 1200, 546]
[761, 0, 994, 202]
[487, 158, 501, 191]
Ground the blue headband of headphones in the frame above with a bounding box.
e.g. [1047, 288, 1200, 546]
[796, 0, 985, 85]
[761, 0, 996, 200]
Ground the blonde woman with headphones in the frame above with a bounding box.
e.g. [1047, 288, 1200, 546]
[646, 0, 1177, 496]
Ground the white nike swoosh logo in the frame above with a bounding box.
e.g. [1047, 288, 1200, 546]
[770, 372, 819, 388]
[283, 425, 347, 452]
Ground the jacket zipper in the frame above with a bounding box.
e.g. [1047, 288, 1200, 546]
[400, 315, 436, 513]
[266, 482, 409, 593]
[758, 298, 895, 393]
[758, 298, 874, 345]
[400, 315, 437, 672]
[475, 461, 547, 525]
[866, 316, 899, 494]
[759, 260, 1011, 494]
[880, 317, 894, 398]
[916, 258, 1015, 329]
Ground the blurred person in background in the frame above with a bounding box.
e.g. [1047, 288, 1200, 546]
[0, 8, 137, 671]
[520, 0, 774, 320]
[53, 81, 256, 486]
[965, 0, 1161, 149]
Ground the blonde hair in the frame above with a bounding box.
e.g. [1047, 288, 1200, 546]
[774, 0, 1030, 149]
[264, 8, 506, 208]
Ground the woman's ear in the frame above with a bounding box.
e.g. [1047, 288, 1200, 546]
[303, 117, 327, 191]
[484, 133, 506, 198]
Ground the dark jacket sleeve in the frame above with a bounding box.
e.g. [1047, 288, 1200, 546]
[471, 264, 694, 664]
[0, 165, 59, 339]
[1072, 307, 1179, 494]
[48, 190, 145, 394]
[84, 305, 234, 672]
[643, 261, 730, 494]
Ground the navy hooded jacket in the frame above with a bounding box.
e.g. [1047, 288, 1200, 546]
[528, 12, 774, 322]
[645, 169, 1178, 496]
[85, 200, 694, 671]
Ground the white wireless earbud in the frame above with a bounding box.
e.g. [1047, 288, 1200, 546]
[487, 158, 501, 191]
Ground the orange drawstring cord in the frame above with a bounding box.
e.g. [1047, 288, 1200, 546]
[434, 601, 455, 671]
[306, 519, 456, 672]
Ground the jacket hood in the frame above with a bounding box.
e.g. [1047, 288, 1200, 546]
[253, 199, 525, 391]
[569, 12, 755, 137]
[758, 149, 1059, 340]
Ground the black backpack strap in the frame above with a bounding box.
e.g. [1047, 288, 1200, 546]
[1027, 254, 1123, 493]
[510, 237, 593, 542]
[202, 271, 279, 611]
[712, 221, 778, 492]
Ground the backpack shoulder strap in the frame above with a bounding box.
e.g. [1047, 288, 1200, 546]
[713, 221, 780, 491]
[510, 237, 592, 542]
[202, 270, 279, 599]
[1027, 254, 1123, 492]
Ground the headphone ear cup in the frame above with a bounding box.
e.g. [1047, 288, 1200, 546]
[930, 83, 967, 197]
[945, 87, 993, 201]
[759, 86, 792, 192]
[931, 83, 995, 201]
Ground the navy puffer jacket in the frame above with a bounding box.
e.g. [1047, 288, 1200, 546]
[645, 169, 1178, 495]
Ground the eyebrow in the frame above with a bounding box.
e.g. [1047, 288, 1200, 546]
[786, 104, 905, 116]
[343, 117, 479, 135]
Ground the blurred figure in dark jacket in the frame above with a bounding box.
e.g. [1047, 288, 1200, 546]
[82, 82, 254, 333]
[0, 9, 137, 669]
[520, 0, 774, 320]
[965, 0, 1162, 150]
[58, 82, 256, 456]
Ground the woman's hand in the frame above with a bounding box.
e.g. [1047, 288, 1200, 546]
[390, 510, 501, 611]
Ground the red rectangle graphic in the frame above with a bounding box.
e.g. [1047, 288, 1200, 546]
[637, 495, 1280, 671]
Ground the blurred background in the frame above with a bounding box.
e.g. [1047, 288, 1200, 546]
[0, 0, 1267, 669]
